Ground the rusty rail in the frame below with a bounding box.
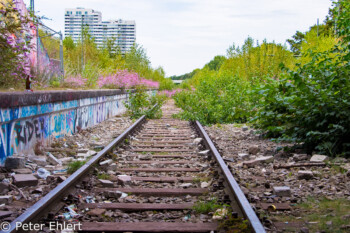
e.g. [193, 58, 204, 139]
[194, 120, 266, 233]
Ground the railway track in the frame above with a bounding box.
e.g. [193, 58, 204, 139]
[4, 101, 265, 233]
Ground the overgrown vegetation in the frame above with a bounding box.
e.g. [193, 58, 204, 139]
[126, 86, 167, 119]
[174, 0, 350, 157]
[253, 0, 349, 156]
[174, 38, 295, 124]
[57, 28, 174, 90]
[0, 3, 174, 90]
[0, 1, 34, 88]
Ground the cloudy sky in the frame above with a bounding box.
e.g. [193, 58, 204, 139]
[24, 0, 333, 76]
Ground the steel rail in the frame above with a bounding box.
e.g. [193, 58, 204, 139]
[3, 114, 147, 233]
[194, 120, 266, 233]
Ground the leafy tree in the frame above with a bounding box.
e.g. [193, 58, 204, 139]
[170, 69, 199, 80]
[287, 20, 334, 56]
[125, 43, 150, 75]
[204, 55, 226, 71]
[102, 37, 121, 58]
[63, 36, 75, 50]
[287, 31, 305, 55]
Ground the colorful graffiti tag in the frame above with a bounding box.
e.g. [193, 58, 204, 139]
[0, 93, 129, 164]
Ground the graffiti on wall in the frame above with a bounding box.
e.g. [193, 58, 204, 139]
[0, 94, 129, 164]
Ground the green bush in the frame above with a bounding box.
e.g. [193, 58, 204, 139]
[253, 0, 350, 156]
[126, 86, 166, 119]
[174, 72, 257, 124]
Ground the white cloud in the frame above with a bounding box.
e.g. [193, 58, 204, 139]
[25, 0, 333, 76]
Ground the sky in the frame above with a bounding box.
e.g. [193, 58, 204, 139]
[23, 0, 333, 77]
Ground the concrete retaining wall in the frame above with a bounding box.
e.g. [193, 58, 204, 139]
[0, 89, 155, 164]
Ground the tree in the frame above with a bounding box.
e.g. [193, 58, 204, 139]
[102, 37, 121, 58]
[125, 43, 150, 74]
[63, 36, 75, 50]
[204, 55, 226, 71]
[287, 31, 305, 55]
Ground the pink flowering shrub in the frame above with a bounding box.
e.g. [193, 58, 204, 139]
[159, 89, 182, 97]
[98, 69, 159, 89]
[140, 79, 159, 89]
[62, 70, 159, 89]
[63, 75, 87, 88]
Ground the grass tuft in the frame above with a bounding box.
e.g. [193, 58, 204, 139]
[192, 198, 222, 214]
[67, 160, 86, 174]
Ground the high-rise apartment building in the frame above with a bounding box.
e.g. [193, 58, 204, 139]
[64, 7, 136, 53]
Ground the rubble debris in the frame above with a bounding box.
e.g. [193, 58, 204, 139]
[99, 159, 113, 166]
[60, 157, 74, 165]
[297, 171, 314, 180]
[32, 187, 43, 194]
[12, 174, 38, 187]
[57, 176, 67, 182]
[46, 152, 62, 166]
[104, 190, 128, 199]
[248, 145, 260, 155]
[0, 182, 10, 195]
[310, 154, 328, 162]
[139, 154, 153, 160]
[99, 179, 114, 187]
[117, 175, 132, 185]
[292, 153, 308, 162]
[273, 162, 327, 169]
[255, 156, 274, 163]
[87, 208, 106, 216]
[238, 153, 249, 159]
[273, 186, 291, 197]
[193, 138, 203, 144]
[0, 195, 13, 205]
[179, 183, 192, 188]
[4, 156, 25, 169]
[242, 126, 249, 131]
[198, 150, 210, 156]
[12, 168, 32, 174]
[201, 182, 210, 188]
[243, 159, 260, 168]
[0, 210, 13, 219]
[30, 156, 47, 166]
